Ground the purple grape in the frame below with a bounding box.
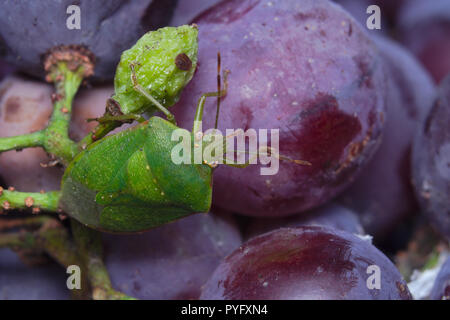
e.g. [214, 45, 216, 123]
[340, 35, 436, 238]
[0, 249, 70, 300]
[173, 0, 387, 217]
[170, 0, 221, 26]
[0, 0, 177, 81]
[398, 0, 450, 83]
[246, 203, 364, 240]
[103, 213, 242, 299]
[412, 75, 450, 240]
[430, 256, 450, 300]
[0, 60, 14, 81]
[200, 226, 412, 300]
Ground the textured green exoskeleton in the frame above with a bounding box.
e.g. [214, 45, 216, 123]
[60, 117, 212, 233]
[59, 24, 223, 233]
[111, 25, 198, 115]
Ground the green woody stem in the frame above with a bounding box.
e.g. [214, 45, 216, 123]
[0, 187, 60, 213]
[0, 45, 94, 165]
[43, 62, 83, 164]
[0, 63, 82, 164]
[0, 131, 45, 153]
[71, 220, 135, 300]
[0, 216, 78, 267]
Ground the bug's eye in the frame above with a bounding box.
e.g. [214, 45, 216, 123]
[175, 53, 192, 71]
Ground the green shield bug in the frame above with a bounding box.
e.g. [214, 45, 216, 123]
[59, 34, 227, 232]
[59, 26, 309, 233]
[60, 61, 231, 233]
[60, 116, 214, 233]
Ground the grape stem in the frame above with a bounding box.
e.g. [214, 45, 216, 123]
[0, 46, 133, 300]
[71, 220, 136, 300]
[0, 216, 78, 267]
[43, 62, 83, 163]
[0, 188, 61, 213]
[0, 62, 83, 164]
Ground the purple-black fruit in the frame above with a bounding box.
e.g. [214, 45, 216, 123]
[0, 249, 70, 300]
[412, 75, 450, 240]
[430, 256, 450, 300]
[0, 0, 177, 81]
[104, 213, 241, 299]
[246, 202, 364, 240]
[200, 226, 412, 300]
[398, 0, 450, 83]
[340, 36, 436, 238]
[173, 0, 387, 217]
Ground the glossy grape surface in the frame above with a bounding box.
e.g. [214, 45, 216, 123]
[399, 0, 450, 83]
[104, 213, 242, 299]
[173, 0, 387, 217]
[201, 226, 412, 300]
[246, 202, 364, 240]
[340, 36, 436, 238]
[0, 249, 69, 300]
[412, 75, 450, 239]
[0, 0, 177, 81]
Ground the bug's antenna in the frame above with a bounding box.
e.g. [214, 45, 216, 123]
[214, 51, 221, 130]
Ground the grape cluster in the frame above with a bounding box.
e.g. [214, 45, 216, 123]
[1, 0, 449, 301]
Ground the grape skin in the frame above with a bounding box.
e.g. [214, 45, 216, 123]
[0, 249, 69, 300]
[103, 213, 242, 300]
[173, 0, 388, 217]
[245, 202, 365, 240]
[200, 226, 412, 300]
[430, 256, 450, 300]
[412, 75, 450, 240]
[339, 36, 436, 238]
[0, 0, 176, 81]
[398, 0, 450, 83]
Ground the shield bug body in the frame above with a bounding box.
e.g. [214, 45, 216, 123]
[60, 64, 229, 232]
[60, 30, 227, 232]
[60, 116, 213, 233]
[59, 25, 308, 233]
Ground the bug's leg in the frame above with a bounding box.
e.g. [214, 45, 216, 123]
[87, 114, 146, 124]
[210, 130, 311, 168]
[130, 63, 176, 125]
[221, 147, 311, 168]
[192, 69, 229, 134]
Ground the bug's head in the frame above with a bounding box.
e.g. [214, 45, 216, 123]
[111, 25, 199, 116]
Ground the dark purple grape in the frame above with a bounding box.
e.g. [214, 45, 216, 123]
[246, 203, 364, 240]
[0, 60, 14, 81]
[412, 75, 450, 240]
[200, 226, 412, 300]
[398, 0, 450, 83]
[340, 35, 436, 238]
[103, 213, 242, 300]
[170, 0, 221, 26]
[430, 256, 450, 300]
[374, 0, 409, 25]
[173, 0, 387, 217]
[0, 0, 177, 81]
[0, 249, 70, 300]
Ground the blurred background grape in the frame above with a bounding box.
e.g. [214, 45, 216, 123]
[103, 213, 241, 299]
[0, 0, 177, 81]
[0, 249, 69, 300]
